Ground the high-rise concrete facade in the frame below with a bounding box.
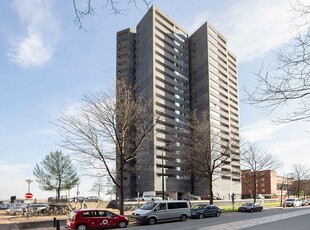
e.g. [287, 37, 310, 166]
[189, 23, 241, 198]
[116, 6, 241, 200]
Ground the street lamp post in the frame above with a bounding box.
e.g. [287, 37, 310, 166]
[25, 179, 33, 219]
[162, 146, 164, 200]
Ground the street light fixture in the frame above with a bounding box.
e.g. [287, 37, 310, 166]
[25, 179, 33, 193]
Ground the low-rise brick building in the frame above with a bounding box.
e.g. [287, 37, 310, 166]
[241, 169, 289, 198]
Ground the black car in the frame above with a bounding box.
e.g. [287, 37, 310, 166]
[238, 202, 263, 212]
[190, 204, 221, 219]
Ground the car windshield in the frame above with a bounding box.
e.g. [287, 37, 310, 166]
[140, 202, 158, 210]
[286, 199, 295, 201]
[242, 203, 253, 206]
[192, 205, 207, 210]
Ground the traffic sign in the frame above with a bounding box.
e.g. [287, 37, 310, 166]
[25, 192, 33, 199]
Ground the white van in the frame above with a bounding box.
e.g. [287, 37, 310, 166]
[131, 200, 191, 225]
[141, 194, 162, 201]
[284, 198, 302, 207]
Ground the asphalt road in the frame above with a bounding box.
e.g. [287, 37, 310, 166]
[1, 206, 310, 229]
[128, 206, 310, 230]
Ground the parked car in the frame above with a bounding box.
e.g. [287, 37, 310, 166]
[10, 203, 49, 216]
[7, 203, 27, 215]
[256, 194, 265, 199]
[213, 196, 222, 200]
[238, 203, 263, 212]
[181, 194, 201, 200]
[70, 197, 86, 202]
[301, 199, 308, 206]
[190, 204, 221, 219]
[125, 196, 135, 201]
[85, 196, 102, 202]
[131, 200, 190, 225]
[141, 195, 162, 201]
[66, 209, 128, 230]
[28, 203, 49, 214]
[284, 198, 302, 207]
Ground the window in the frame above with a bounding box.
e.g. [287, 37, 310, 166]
[98, 211, 107, 217]
[82, 211, 98, 217]
[167, 202, 188, 209]
[156, 203, 166, 211]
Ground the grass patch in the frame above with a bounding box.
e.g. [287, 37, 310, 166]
[261, 201, 281, 207]
[220, 205, 239, 212]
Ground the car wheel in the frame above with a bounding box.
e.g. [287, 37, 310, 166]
[118, 221, 128, 228]
[250, 209, 254, 213]
[77, 224, 88, 230]
[198, 213, 204, 219]
[259, 208, 262, 212]
[14, 211, 22, 217]
[180, 214, 187, 221]
[215, 211, 221, 217]
[148, 217, 157, 225]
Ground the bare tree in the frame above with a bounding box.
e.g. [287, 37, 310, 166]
[182, 113, 239, 205]
[241, 141, 282, 203]
[290, 163, 310, 197]
[244, 1, 310, 123]
[90, 177, 105, 197]
[277, 174, 293, 206]
[55, 81, 157, 214]
[72, 0, 152, 29]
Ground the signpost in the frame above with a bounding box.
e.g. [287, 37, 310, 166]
[25, 179, 33, 220]
[25, 191, 33, 219]
[25, 192, 33, 199]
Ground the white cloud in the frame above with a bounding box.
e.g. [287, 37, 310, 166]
[240, 119, 286, 142]
[60, 101, 85, 116]
[241, 119, 310, 171]
[267, 139, 308, 154]
[7, 0, 60, 68]
[188, 0, 295, 62]
[0, 161, 32, 174]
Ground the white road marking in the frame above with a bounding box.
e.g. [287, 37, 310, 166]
[199, 209, 310, 230]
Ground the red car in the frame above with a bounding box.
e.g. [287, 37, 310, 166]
[66, 209, 128, 230]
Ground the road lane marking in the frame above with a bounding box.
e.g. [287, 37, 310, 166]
[199, 209, 310, 230]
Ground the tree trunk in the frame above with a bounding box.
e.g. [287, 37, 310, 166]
[119, 166, 124, 215]
[253, 174, 257, 203]
[209, 177, 214, 205]
[297, 180, 300, 198]
[57, 189, 60, 200]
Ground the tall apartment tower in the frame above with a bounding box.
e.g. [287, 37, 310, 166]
[189, 23, 241, 197]
[116, 6, 241, 199]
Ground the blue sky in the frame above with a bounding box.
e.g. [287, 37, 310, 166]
[0, 0, 309, 200]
